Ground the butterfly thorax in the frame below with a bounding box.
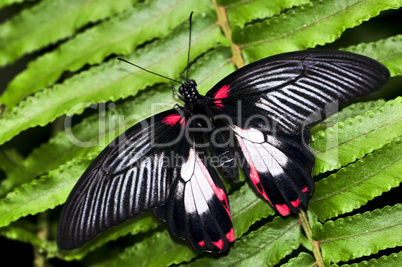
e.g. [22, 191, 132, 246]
[179, 79, 210, 116]
[179, 79, 200, 102]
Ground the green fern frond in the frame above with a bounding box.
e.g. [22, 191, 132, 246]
[223, 0, 309, 29]
[0, 0, 400, 266]
[311, 97, 401, 175]
[343, 34, 402, 76]
[281, 252, 315, 266]
[232, 0, 401, 63]
[315, 204, 402, 264]
[310, 137, 402, 222]
[333, 251, 402, 267]
[1, 0, 211, 108]
[0, 12, 227, 145]
[0, 0, 139, 67]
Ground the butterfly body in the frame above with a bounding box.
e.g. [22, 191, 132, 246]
[58, 50, 389, 253]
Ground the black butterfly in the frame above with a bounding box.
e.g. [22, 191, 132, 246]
[57, 20, 389, 253]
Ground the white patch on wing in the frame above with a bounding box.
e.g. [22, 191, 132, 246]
[181, 149, 195, 182]
[191, 179, 210, 215]
[243, 128, 265, 143]
[234, 126, 288, 174]
[255, 98, 296, 132]
[184, 184, 197, 214]
[181, 148, 217, 216]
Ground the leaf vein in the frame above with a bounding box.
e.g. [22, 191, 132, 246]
[230, 219, 299, 265]
[318, 223, 402, 244]
[28, 0, 186, 90]
[310, 156, 400, 203]
[313, 116, 401, 156]
[240, 0, 366, 49]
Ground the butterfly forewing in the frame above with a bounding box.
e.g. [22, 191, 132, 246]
[57, 109, 188, 250]
[207, 50, 390, 134]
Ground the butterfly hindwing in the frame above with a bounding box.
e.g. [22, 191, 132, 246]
[153, 145, 234, 252]
[232, 125, 315, 216]
[57, 109, 188, 250]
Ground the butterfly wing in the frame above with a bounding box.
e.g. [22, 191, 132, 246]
[152, 143, 234, 253]
[57, 109, 188, 250]
[206, 50, 390, 134]
[232, 126, 315, 216]
[205, 50, 389, 215]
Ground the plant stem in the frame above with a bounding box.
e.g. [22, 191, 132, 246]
[34, 211, 49, 267]
[212, 0, 245, 68]
[299, 209, 325, 267]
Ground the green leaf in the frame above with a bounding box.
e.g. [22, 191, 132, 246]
[232, 0, 402, 63]
[310, 99, 386, 134]
[230, 183, 275, 238]
[0, 220, 44, 249]
[311, 97, 402, 175]
[333, 251, 402, 267]
[105, 230, 196, 267]
[1, 0, 211, 108]
[281, 252, 315, 267]
[342, 34, 402, 77]
[0, 0, 35, 9]
[314, 204, 402, 264]
[0, 156, 94, 229]
[188, 216, 301, 267]
[0, 0, 138, 67]
[225, 0, 309, 29]
[309, 137, 402, 222]
[0, 11, 226, 146]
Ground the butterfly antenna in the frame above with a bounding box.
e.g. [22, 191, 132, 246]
[186, 11, 194, 81]
[117, 58, 183, 85]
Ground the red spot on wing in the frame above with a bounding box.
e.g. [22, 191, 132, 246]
[197, 156, 231, 218]
[302, 187, 308, 192]
[249, 169, 271, 204]
[235, 128, 272, 205]
[275, 204, 290, 216]
[214, 85, 230, 108]
[291, 199, 300, 208]
[162, 114, 184, 126]
[212, 185, 226, 202]
[198, 241, 205, 247]
[226, 228, 235, 242]
[213, 239, 224, 250]
[214, 85, 230, 99]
